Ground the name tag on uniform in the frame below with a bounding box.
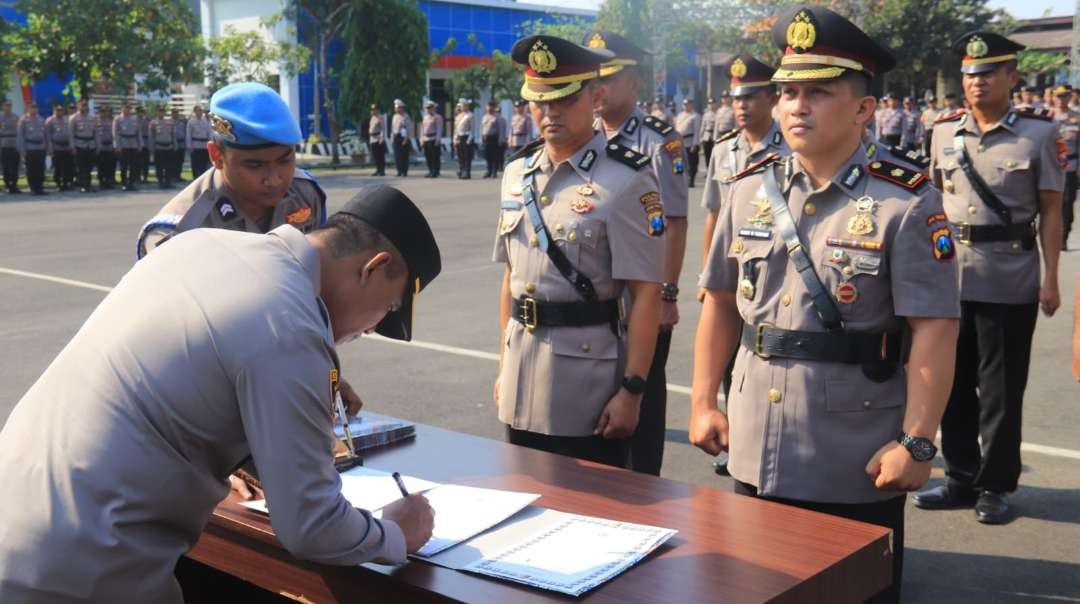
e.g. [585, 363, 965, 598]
[853, 255, 881, 271]
[501, 200, 523, 210]
[737, 227, 772, 239]
[942, 147, 955, 156]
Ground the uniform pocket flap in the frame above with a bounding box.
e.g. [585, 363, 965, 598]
[1000, 158, 1030, 172]
[549, 328, 619, 360]
[825, 378, 903, 412]
[499, 210, 524, 234]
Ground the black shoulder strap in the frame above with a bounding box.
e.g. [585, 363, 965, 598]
[507, 138, 544, 163]
[952, 133, 1013, 225]
[520, 155, 599, 302]
[762, 167, 844, 331]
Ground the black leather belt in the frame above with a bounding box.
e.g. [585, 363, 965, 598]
[950, 221, 1036, 246]
[741, 323, 900, 364]
[511, 296, 618, 332]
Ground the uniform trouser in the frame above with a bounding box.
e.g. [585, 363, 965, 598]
[455, 139, 472, 177]
[482, 135, 499, 175]
[422, 140, 440, 176]
[24, 150, 45, 191]
[392, 135, 409, 176]
[507, 426, 629, 469]
[1, 147, 18, 189]
[941, 300, 1038, 494]
[629, 329, 671, 475]
[497, 144, 507, 174]
[174, 147, 186, 179]
[370, 141, 386, 174]
[119, 148, 139, 187]
[52, 149, 74, 188]
[154, 148, 172, 184]
[734, 480, 905, 604]
[140, 148, 150, 180]
[1063, 171, 1077, 243]
[702, 140, 714, 169]
[686, 146, 700, 185]
[74, 147, 96, 189]
[190, 148, 210, 179]
[97, 149, 116, 186]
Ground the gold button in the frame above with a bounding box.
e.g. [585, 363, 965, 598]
[871, 161, 882, 169]
[554, 223, 564, 233]
[1012, 242, 1020, 250]
[529, 235, 539, 247]
[768, 388, 782, 403]
[1005, 160, 1016, 169]
[977, 144, 985, 152]
[782, 294, 791, 307]
[568, 231, 577, 241]
[580, 343, 591, 353]
[733, 240, 745, 254]
[943, 179, 954, 193]
[863, 400, 872, 409]
[967, 206, 977, 215]
[540, 195, 551, 205]
[948, 161, 956, 169]
[525, 282, 536, 294]
[842, 265, 854, 275]
[803, 203, 816, 216]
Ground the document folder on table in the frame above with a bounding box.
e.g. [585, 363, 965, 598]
[332, 416, 415, 452]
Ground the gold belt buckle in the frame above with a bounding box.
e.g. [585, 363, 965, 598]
[521, 297, 539, 333]
[955, 222, 972, 245]
[754, 322, 775, 359]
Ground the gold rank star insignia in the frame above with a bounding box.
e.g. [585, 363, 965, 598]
[529, 41, 557, 74]
[787, 10, 817, 52]
[730, 58, 747, 79]
[966, 35, 988, 59]
[890, 168, 904, 178]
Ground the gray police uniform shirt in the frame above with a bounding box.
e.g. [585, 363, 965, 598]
[493, 132, 665, 436]
[138, 115, 150, 149]
[481, 113, 500, 138]
[700, 109, 717, 144]
[702, 121, 789, 211]
[0, 225, 406, 603]
[455, 112, 475, 142]
[599, 108, 689, 217]
[0, 112, 18, 149]
[149, 117, 176, 151]
[173, 118, 186, 149]
[95, 114, 114, 150]
[713, 105, 736, 139]
[675, 110, 701, 147]
[700, 144, 960, 503]
[113, 114, 142, 150]
[930, 108, 1065, 304]
[69, 113, 97, 151]
[420, 112, 443, 143]
[44, 115, 70, 153]
[876, 107, 906, 140]
[16, 114, 46, 153]
[368, 114, 385, 144]
[391, 113, 412, 140]
[136, 166, 327, 259]
[186, 115, 212, 151]
[1053, 109, 1080, 172]
[509, 114, 532, 147]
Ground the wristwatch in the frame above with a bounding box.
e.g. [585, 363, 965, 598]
[661, 283, 679, 302]
[897, 433, 937, 462]
[621, 375, 647, 395]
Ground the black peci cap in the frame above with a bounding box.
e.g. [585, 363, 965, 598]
[953, 31, 1024, 75]
[336, 185, 442, 341]
[771, 5, 895, 82]
[727, 53, 776, 97]
[511, 35, 613, 102]
[581, 30, 647, 78]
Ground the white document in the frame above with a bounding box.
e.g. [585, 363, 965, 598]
[461, 514, 676, 597]
[409, 485, 540, 557]
[239, 467, 439, 515]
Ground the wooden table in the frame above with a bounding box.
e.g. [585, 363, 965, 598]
[186, 422, 892, 603]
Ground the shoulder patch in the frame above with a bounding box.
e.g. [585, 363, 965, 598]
[934, 108, 966, 124]
[605, 143, 650, 171]
[642, 115, 674, 136]
[715, 127, 740, 143]
[890, 144, 931, 168]
[1015, 106, 1053, 122]
[868, 159, 927, 191]
[507, 138, 544, 163]
[730, 151, 781, 182]
[135, 213, 183, 260]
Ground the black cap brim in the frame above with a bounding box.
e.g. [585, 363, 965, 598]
[375, 275, 418, 341]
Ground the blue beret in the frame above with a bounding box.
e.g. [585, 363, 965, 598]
[208, 82, 301, 147]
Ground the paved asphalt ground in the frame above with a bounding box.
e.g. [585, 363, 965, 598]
[1, 166, 1078, 602]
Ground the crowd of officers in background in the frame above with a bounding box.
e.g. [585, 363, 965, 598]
[0, 98, 212, 196]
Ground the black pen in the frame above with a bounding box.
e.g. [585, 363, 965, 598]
[392, 472, 409, 498]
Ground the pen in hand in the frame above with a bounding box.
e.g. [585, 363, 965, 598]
[392, 472, 409, 498]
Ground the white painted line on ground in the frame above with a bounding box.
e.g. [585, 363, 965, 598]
[3, 265, 1076, 461]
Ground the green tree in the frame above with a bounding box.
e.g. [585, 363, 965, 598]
[339, 0, 429, 141]
[6, 0, 203, 98]
[284, 0, 349, 161]
[516, 16, 593, 41]
[203, 24, 310, 91]
[447, 63, 489, 104]
[1017, 49, 1067, 79]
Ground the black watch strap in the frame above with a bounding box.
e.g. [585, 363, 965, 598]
[622, 375, 647, 395]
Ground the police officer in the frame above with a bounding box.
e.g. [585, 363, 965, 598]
[495, 104, 509, 174]
[390, 99, 412, 177]
[17, 101, 47, 196]
[70, 99, 98, 193]
[0, 186, 441, 602]
[507, 99, 533, 155]
[368, 103, 387, 176]
[187, 104, 213, 178]
[481, 100, 502, 178]
[136, 83, 328, 261]
[1, 100, 19, 194]
[584, 29, 689, 475]
[920, 95, 941, 155]
[420, 100, 443, 178]
[876, 92, 907, 146]
[114, 102, 143, 191]
[45, 103, 74, 191]
[454, 99, 475, 179]
[494, 34, 665, 468]
[137, 105, 151, 183]
[675, 98, 702, 187]
[95, 104, 117, 190]
[901, 96, 923, 151]
[172, 107, 188, 183]
[1051, 84, 1079, 249]
[691, 7, 960, 602]
[700, 97, 718, 168]
[915, 32, 1065, 524]
[714, 92, 735, 139]
[149, 106, 176, 188]
[1017, 85, 1042, 110]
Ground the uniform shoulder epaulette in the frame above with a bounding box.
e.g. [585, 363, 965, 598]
[293, 166, 327, 206]
[715, 128, 741, 143]
[606, 143, 650, 170]
[1015, 106, 1053, 121]
[642, 115, 674, 136]
[731, 151, 780, 181]
[868, 159, 927, 191]
[507, 138, 544, 163]
[889, 144, 931, 168]
[934, 108, 966, 124]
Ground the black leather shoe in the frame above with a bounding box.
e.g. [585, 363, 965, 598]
[712, 458, 730, 476]
[975, 491, 1010, 524]
[913, 485, 977, 510]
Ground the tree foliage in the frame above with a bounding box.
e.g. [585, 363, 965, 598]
[203, 24, 310, 91]
[4, 0, 204, 98]
[284, 0, 348, 154]
[339, 0, 429, 134]
[1017, 48, 1068, 78]
[446, 50, 522, 103]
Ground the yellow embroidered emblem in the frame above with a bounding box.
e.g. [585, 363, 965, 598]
[587, 33, 606, 49]
[208, 112, 237, 142]
[730, 58, 747, 79]
[966, 36, 988, 59]
[529, 41, 557, 74]
[787, 10, 816, 52]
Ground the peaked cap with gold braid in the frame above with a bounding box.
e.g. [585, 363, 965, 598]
[952, 31, 1024, 75]
[511, 35, 614, 102]
[727, 53, 776, 97]
[770, 5, 895, 82]
[580, 30, 647, 78]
